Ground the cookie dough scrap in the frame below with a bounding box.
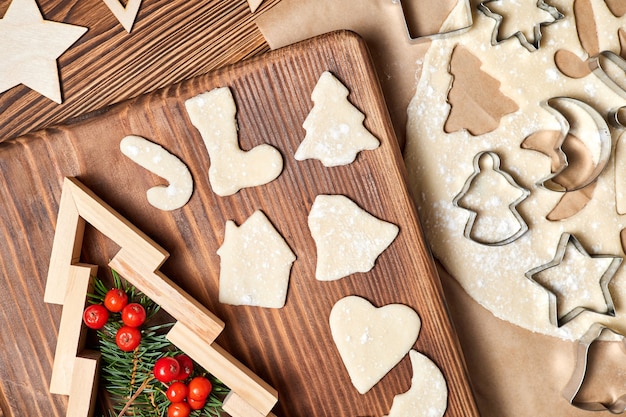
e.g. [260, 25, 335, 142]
[120, 135, 193, 211]
[329, 296, 421, 394]
[385, 350, 448, 417]
[185, 87, 283, 196]
[295, 71, 380, 167]
[218, 210, 296, 308]
[308, 194, 399, 281]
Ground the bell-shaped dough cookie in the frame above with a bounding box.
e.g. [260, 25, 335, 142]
[295, 71, 379, 167]
[308, 194, 399, 281]
[329, 296, 421, 394]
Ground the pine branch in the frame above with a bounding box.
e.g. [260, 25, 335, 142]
[88, 272, 229, 417]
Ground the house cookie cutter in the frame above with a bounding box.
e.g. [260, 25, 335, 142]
[589, 51, 626, 128]
[524, 233, 621, 327]
[563, 323, 626, 412]
[531, 97, 612, 192]
[478, 0, 563, 52]
[397, 0, 473, 43]
[453, 151, 530, 246]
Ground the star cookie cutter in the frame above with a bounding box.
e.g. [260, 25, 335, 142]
[563, 323, 626, 412]
[589, 51, 626, 128]
[397, 0, 473, 43]
[453, 151, 530, 246]
[478, 0, 563, 52]
[531, 97, 612, 192]
[525, 233, 621, 327]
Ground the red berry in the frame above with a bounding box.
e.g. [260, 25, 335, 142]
[174, 354, 193, 380]
[153, 357, 181, 383]
[82, 304, 109, 329]
[121, 303, 146, 327]
[188, 376, 212, 401]
[167, 402, 191, 417]
[104, 288, 128, 312]
[115, 326, 141, 351]
[166, 381, 188, 403]
[187, 396, 205, 410]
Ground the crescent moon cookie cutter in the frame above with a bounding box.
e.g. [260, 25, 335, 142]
[589, 51, 626, 128]
[524, 233, 622, 327]
[397, 0, 473, 43]
[525, 97, 613, 193]
[452, 151, 530, 246]
[478, 0, 563, 52]
[563, 323, 626, 413]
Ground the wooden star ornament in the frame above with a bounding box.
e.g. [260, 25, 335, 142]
[0, 0, 87, 104]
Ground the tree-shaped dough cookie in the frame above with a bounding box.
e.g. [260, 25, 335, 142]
[295, 71, 380, 167]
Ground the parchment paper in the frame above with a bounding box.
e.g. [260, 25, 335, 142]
[254, 1, 621, 416]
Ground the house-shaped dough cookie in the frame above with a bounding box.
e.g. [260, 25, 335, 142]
[218, 210, 296, 308]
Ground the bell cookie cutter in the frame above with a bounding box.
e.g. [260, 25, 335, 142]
[563, 323, 626, 412]
[397, 0, 473, 43]
[478, 0, 563, 52]
[453, 151, 530, 246]
[524, 233, 621, 327]
[529, 97, 612, 193]
[589, 51, 626, 128]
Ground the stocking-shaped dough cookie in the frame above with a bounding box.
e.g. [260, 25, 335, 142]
[185, 87, 283, 196]
[308, 194, 399, 281]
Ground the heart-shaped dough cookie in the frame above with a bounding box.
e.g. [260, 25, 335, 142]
[329, 296, 421, 394]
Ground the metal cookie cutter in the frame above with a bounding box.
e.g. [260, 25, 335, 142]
[397, 0, 473, 43]
[531, 97, 612, 193]
[589, 51, 626, 128]
[525, 233, 621, 327]
[478, 0, 564, 52]
[453, 151, 530, 246]
[564, 323, 626, 412]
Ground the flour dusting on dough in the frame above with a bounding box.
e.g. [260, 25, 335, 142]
[404, 0, 626, 339]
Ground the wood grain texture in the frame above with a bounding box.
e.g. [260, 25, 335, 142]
[0, 31, 479, 417]
[0, 0, 273, 141]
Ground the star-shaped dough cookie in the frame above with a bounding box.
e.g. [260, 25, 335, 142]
[0, 0, 87, 103]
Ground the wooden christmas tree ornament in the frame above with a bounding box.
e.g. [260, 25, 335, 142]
[45, 176, 278, 417]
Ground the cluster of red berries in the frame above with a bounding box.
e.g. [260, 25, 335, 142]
[82, 288, 147, 352]
[153, 355, 213, 417]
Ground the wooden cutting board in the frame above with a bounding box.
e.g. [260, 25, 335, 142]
[0, 30, 479, 417]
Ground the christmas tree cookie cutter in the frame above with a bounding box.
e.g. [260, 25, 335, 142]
[524, 233, 621, 327]
[528, 97, 612, 193]
[397, 0, 473, 42]
[478, 0, 563, 52]
[452, 151, 530, 246]
[563, 323, 626, 412]
[589, 51, 626, 128]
